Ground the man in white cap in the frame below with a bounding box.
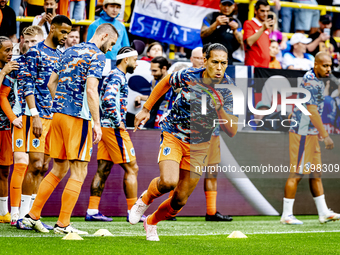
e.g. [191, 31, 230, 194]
[87, 0, 129, 60]
[282, 33, 314, 70]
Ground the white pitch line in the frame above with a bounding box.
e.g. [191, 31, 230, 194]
[1, 229, 340, 238]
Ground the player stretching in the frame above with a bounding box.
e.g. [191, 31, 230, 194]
[0, 26, 44, 229]
[0, 37, 19, 224]
[23, 23, 118, 234]
[281, 52, 340, 225]
[86, 46, 143, 222]
[130, 43, 238, 241]
[18, 16, 72, 230]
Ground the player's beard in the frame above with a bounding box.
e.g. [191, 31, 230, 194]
[126, 64, 134, 74]
[100, 40, 110, 54]
[22, 44, 28, 55]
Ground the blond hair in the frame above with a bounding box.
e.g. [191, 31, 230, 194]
[22, 26, 44, 38]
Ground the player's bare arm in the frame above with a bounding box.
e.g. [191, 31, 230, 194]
[87, 77, 102, 144]
[47, 71, 59, 99]
[307, 104, 334, 150]
[26, 95, 42, 138]
[212, 92, 237, 137]
[134, 74, 172, 132]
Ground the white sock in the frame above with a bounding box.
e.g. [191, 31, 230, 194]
[30, 194, 37, 210]
[282, 198, 295, 218]
[19, 195, 31, 219]
[0, 197, 8, 216]
[313, 194, 329, 216]
[11, 206, 19, 216]
[87, 209, 98, 215]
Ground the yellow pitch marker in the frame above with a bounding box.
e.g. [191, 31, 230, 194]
[227, 231, 248, 238]
[62, 233, 84, 240]
[93, 229, 114, 236]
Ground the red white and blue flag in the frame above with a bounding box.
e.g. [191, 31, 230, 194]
[130, 0, 219, 49]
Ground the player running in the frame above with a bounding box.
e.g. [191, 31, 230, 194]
[281, 52, 340, 225]
[130, 43, 238, 241]
[17, 16, 72, 230]
[23, 23, 118, 234]
[0, 26, 44, 229]
[85, 46, 144, 222]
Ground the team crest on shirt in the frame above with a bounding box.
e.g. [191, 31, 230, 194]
[89, 147, 93, 156]
[163, 147, 171, 156]
[32, 138, 40, 148]
[130, 148, 135, 156]
[16, 139, 23, 148]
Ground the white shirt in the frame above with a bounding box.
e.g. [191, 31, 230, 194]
[32, 12, 50, 39]
[282, 52, 314, 70]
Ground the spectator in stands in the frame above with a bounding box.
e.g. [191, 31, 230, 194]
[269, 40, 282, 69]
[190, 47, 204, 68]
[60, 28, 80, 52]
[87, 0, 129, 60]
[0, 0, 17, 42]
[135, 57, 175, 129]
[268, 11, 288, 51]
[307, 14, 339, 57]
[294, 0, 319, 34]
[243, 0, 273, 68]
[200, 0, 243, 64]
[69, 0, 85, 21]
[280, 0, 293, 33]
[26, 0, 44, 17]
[332, 0, 340, 43]
[140, 42, 163, 62]
[282, 33, 314, 70]
[32, 0, 58, 39]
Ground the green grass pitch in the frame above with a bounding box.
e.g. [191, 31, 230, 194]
[1, 216, 340, 254]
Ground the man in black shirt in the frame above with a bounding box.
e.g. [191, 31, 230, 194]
[200, 0, 243, 64]
[307, 14, 339, 57]
[0, 0, 17, 42]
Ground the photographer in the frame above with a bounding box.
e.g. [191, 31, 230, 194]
[200, 0, 243, 64]
[243, 0, 274, 68]
[32, 0, 58, 39]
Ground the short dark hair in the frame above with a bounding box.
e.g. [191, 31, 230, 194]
[116, 46, 135, 65]
[205, 43, 228, 60]
[202, 43, 212, 55]
[255, 0, 269, 10]
[0, 36, 11, 49]
[151, 56, 171, 70]
[51, 15, 72, 27]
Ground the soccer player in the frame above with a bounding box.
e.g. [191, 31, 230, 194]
[23, 23, 118, 234]
[17, 16, 72, 230]
[0, 26, 44, 228]
[130, 43, 238, 241]
[85, 46, 142, 222]
[202, 44, 232, 222]
[281, 52, 340, 225]
[0, 36, 19, 224]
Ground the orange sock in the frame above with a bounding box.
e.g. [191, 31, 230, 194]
[10, 163, 27, 207]
[141, 177, 163, 205]
[168, 190, 174, 198]
[57, 179, 83, 227]
[126, 197, 137, 210]
[29, 172, 60, 220]
[88, 196, 101, 210]
[147, 198, 181, 225]
[205, 191, 217, 215]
